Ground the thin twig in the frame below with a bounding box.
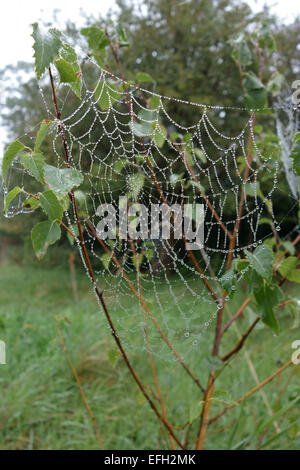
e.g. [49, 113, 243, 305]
[221, 317, 260, 362]
[221, 297, 251, 336]
[208, 358, 296, 425]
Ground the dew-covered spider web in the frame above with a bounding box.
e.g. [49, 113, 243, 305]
[4, 55, 298, 362]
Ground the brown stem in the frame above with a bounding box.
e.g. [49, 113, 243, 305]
[221, 317, 260, 362]
[226, 117, 255, 270]
[221, 297, 251, 336]
[195, 373, 215, 450]
[60, 220, 76, 239]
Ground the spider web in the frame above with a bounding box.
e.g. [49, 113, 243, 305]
[4, 56, 291, 362]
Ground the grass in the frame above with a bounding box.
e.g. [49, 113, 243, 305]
[0, 259, 299, 450]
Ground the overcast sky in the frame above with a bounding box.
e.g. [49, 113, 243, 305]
[0, 0, 299, 153]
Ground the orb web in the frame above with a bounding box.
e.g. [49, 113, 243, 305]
[4, 56, 293, 362]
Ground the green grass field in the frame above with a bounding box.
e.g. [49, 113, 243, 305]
[0, 260, 299, 450]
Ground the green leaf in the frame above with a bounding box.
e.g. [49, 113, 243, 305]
[39, 190, 64, 221]
[81, 26, 109, 52]
[24, 197, 40, 210]
[95, 80, 121, 111]
[278, 257, 300, 283]
[244, 72, 267, 109]
[267, 73, 285, 96]
[57, 194, 70, 212]
[145, 249, 154, 261]
[138, 109, 158, 122]
[238, 42, 252, 67]
[237, 260, 264, 291]
[132, 254, 143, 270]
[60, 43, 78, 63]
[73, 190, 86, 206]
[280, 241, 295, 256]
[60, 44, 81, 98]
[136, 72, 154, 83]
[2, 140, 25, 185]
[20, 152, 45, 183]
[153, 124, 167, 148]
[148, 95, 160, 109]
[31, 220, 61, 259]
[4, 186, 22, 212]
[32, 23, 63, 80]
[102, 253, 111, 270]
[128, 173, 145, 198]
[244, 181, 264, 200]
[81, 26, 109, 66]
[55, 58, 77, 82]
[114, 158, 130, 173]
[194, 148, 206, 162]
[293, 132, 300, 142]
[44, 165, 83, 194]
[220, 263, 237, 297]
[108, 349, 119, 368]
[289, 134, 300, 176]
[254, 125, 263, 134]
[130, 120, 153, 137]
[259, 217, 273, 227]
[246, 245, 273, 282]
[55, 58, 81, 98]
[254, 284, 283, 334]
[116, 24, 130, 47]
[34, 120, 51, 152]
[169, 173, 184, 184]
